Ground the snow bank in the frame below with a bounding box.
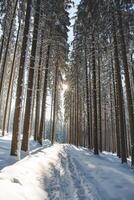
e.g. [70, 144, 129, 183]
[0, 135, 51, 169]
[0, 143, 64, 200]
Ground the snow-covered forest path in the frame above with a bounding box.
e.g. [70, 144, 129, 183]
[0, 143, 134, 200]
[44, 145, 134, 200]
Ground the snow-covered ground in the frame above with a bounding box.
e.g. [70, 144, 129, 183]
[0, 135, 51, 169]
[0, 137, 134, 200]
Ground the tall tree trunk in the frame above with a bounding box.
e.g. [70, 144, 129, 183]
[0, 0, 18, 94]
[84, 38, 90, 148]
[98, 56, 102, 152]
[79, 96, 82, 145]
[76, 69, 79, 146]
[89, 72, 93, 148]
[111, 57, 120, 157]
[112, 12, 127, 163]
[104, 102, 107, 151]
[110, 74, 115, 153]
[72, 92, 75, 144]
[92, 34, 98, 154]
[69, 103, 72, 144]
[117, 7, 134, 166]
[21, 0, 41, 151]
[2, 19, 21, 136]
[49, 88, 54, 139]
[74, 85, 77, 145]
[0, 25, 6, 62]
[0, 32, 5, 63]
[38, 45, 50, 145]
[34, 31, 44, 141]
[0, 2, 10, 62]
[11, 0, 32, 156]
[51, 60, 58, 144]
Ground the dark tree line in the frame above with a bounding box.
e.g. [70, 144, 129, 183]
[64, 0, 134, 166]
[0, 0, 71, 158]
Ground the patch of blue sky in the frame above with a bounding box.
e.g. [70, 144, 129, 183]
[68, 0, 81, 46]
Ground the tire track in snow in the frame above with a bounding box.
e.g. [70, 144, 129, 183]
[43, 148, 76, 200]
[52, 146, 100, 200]
[58, 150, 76, 199]
[71, 156, 102, 200]
[67, 154, 90, 200]
[44, 145, 127, 200]
[68, 146, 113, 200]
[69, 153, 100, 199]
[63, 145, 95, 200]
[43, 163, 61, 200]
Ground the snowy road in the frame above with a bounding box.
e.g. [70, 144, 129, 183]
[43, 145, 134, 200]
[0, 143, 134, 200]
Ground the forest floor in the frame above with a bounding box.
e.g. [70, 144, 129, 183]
[0, 136, 134, 200]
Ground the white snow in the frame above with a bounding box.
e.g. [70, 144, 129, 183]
[0, 135, 51, 169]
[0, 136, 134, 200]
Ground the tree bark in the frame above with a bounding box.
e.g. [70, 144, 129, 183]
[11, 0, 32, 156]
[84, 38, 90, 148]
[92, 34, 98, 155]
[111, 57, 120, 157]
[2, 19, 21, 136]
[98, 55, 102, 152]
[112, 11, 127, 163]
[0, 0, 18, 94]
[51, 60, 58, 144]
[21, 0, 41, 151]
[38, 45, 50, 145]
[117, 7, 134, 166]
[34, 31, 44, 141]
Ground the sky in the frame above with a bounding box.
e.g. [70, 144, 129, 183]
[68, 0, 81, 46]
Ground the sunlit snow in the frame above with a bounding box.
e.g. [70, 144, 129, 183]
[0, 136, 134, 200]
